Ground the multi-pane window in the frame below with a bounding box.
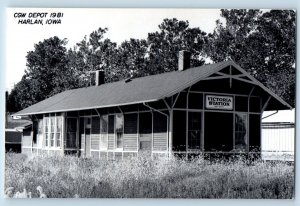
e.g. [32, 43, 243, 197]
[115, 114, 124, 149]
[43, 115, 63, 148]
[37, 119, 43, 147]
[44, 117, 49, 147]
[50, 117, 55, 147]
[235, 113, 248, 151]
[56, 117, 62, 147]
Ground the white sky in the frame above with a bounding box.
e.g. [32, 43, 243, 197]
[5, 8, 221, 91]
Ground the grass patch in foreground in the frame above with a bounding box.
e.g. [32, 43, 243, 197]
[4, 153, 294, 198]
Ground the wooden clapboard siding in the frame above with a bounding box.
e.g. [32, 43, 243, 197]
[91, 134, 100, 150]
[153, 132, 168, 151]
[123, 134, 138, 151]
[108, 134, 115, 150]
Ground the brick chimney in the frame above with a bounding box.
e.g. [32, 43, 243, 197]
[178, 50, 191, 71]
[95, 70, 105, 86]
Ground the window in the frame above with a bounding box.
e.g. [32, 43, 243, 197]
[56, 117, 62, 147]
[44, 117, 49, 147]
[235, 113, 247, 151]
[43, 115, 63, 148]
[50, 117, 55, 147]
[188, 112, 201, 150]
[100, 115, 108, 150]
[115, 114, 124, 149]
[37, 119, 43, 147]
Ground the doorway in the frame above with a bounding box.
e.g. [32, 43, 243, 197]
[204, 112, 233, 152]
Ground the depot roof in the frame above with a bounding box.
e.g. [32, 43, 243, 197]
[15, 60, 292, 116]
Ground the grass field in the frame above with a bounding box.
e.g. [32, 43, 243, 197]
[4, 153, 294, 198]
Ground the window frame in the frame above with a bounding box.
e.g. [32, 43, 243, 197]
[43, 113, 63, 149]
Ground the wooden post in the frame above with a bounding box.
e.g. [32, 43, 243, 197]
[168, 110, 173, 158]
[61, 112, 65, 156]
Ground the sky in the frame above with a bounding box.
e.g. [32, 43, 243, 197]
[5, 8, 222, 91]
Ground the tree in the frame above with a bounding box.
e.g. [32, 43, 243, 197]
[116, 38, 148, 78]
[147, 18, 208, 75]
[69, 27, 118, 85]
[206, 9, 296, 106]
[8, 36, 74, 111]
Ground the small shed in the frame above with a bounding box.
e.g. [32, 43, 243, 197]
[5, 114, 32, 153]
[261, 109, 295, 161]
[14, 51, 292, 159]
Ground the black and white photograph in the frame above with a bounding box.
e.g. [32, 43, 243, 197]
[4, 8, 295, 199]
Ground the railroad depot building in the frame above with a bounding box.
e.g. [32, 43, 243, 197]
[15, 51, 292, 159]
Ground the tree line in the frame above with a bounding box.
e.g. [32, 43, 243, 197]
[7, 9, 296, 112]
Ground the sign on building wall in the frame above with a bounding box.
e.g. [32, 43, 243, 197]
[205, 95, 233, 110]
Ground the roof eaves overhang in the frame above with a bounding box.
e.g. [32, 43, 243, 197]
[15, 98, 159, 116]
